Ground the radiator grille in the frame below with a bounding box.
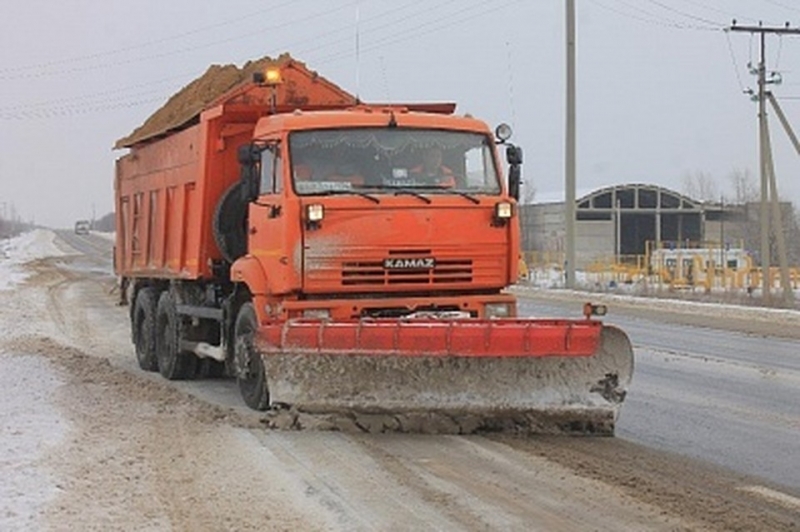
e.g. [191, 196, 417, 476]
[341, 255, 473, 286]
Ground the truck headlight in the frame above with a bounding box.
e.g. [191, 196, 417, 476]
[485, 303, 512, 318]
[495, 202, 513, 219]
[307, 204, 324, 222]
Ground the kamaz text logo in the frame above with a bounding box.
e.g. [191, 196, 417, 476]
[383, 257, 436, 270]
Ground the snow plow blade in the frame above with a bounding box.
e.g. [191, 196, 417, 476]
[255, 318, 634, 435]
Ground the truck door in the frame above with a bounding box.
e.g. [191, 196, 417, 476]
[248, 142, 295, 293]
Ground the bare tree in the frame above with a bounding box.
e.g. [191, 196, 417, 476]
[728, 168, 758, 203]
[681, 171, 718, 202]
[793, 207, 800, 265]
[773, 201, 800, 266]
[725, 168, 800, 265]
[520, 178, 536, 204]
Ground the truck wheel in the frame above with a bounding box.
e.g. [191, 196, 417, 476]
[155, 291, 197, 380]
[196, 359, 226, 379]
[234, 302, 269, 410]
[132, 287, 159, 372]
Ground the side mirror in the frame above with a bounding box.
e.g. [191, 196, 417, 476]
[238, 144, 261, 202]
[508, 165, 521, 201]
[506, 145, 523, 165]
[238, 144, 260, 165]
[505, 144, 522, 201]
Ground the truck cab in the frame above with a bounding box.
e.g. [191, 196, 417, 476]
[230, 108, 523, 323]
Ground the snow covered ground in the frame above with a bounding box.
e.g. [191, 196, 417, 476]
[0, 230, 68, 291]
[0, 230, 796, 531]
[0, 356, 69, 530]
[0, 230, 72, 530]
[518, 267, 800, 326]
[89, 230, 115, 242]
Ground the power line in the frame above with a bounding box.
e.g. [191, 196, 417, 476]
[643, 0, 723, 27]
[0, 0, 520, 121]
[314, 0, 529, 66]
[0, 0, 441, 84]
[0, 72, 199, 112]
[0, 1, 299, 76]
[585, 0, 721, 31]
[0, 97, 165, 120]
[0, 2, 359, 81]
[267, 0, 462, 66]
[724, 29, 749, 93]
[763, 0, 800, 14]
[677, 0, 759, 24]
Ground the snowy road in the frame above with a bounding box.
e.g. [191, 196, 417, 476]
[516, 294, 800, 492]
[1, 230, 798, 531]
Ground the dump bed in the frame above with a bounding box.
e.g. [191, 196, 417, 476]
[115, 116, 253, 279]
[114, 56, 357, 280]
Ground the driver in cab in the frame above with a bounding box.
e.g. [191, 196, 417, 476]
[410, 147, 456, 187]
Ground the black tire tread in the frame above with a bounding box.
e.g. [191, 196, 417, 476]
[156, 291, 197, 380]
[235, 302, 269, 410]
[133, 287, 160, 372]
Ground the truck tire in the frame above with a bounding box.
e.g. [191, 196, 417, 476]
[213, 181, 248, 263]
[132, 287, 159, 372]
[196, 358, 226, 379]
[155, 291, 197, 380]
[234, 302, 269, 410]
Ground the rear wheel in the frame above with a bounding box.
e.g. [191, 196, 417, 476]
[132, 287, 159, 372]
[234, 302, 269, 410]
[155, 291, 197, 380]
[196, 358, 226, 379]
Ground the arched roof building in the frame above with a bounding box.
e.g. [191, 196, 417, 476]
[520, 183, 740, 267]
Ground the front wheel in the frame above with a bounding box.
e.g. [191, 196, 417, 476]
[234, 302, 269, 410]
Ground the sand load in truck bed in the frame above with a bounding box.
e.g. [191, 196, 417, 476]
[115, 53, 355, 149]
[255, 318, 634, 435]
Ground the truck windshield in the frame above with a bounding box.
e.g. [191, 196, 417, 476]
[289, 129, 501, 196]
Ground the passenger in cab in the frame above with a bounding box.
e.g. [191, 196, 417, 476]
[410, 147, 456, 187]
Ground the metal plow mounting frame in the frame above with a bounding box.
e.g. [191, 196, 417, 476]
[255, 318, 634, 435]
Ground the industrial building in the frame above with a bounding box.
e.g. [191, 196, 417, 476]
[519, 183, 750, 268]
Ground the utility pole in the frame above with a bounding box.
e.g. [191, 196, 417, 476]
[720, 194, 724, 273]
[615, 198, 621, 261]
[565, 0, 576, 289]
[729, 22, 800, 306]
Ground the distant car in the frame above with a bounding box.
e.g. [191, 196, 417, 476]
[74, 220, 91, 235]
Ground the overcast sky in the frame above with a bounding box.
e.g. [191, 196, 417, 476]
[2, 0, 800, 227]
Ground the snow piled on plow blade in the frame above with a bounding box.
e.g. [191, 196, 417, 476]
[258, 324, 634, 436]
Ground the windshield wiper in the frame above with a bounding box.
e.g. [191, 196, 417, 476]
[392, 189, 432, 204]
[313, 189, 380, 204]
[367, 184, 432, 204]
[447, 190, 480, 204]
[380, 184, 480, 204]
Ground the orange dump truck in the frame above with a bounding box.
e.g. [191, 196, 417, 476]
[115, 56, 633, 433]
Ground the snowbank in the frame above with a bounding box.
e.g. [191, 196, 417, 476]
[90, 231, 115, 242]
[0, 230, 68, 291]
[519, 266, 800, 322]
